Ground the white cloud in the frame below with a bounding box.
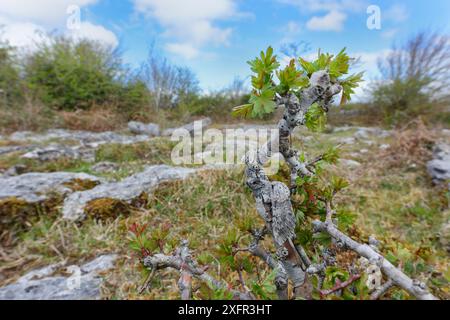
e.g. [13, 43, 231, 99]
[0, 0, 98, 26]
[0, 0, 118, 49]
[306, 10, 347, 31]
[67, 22, 119, 48]
[280, 0, 367, 32]
[166, 43, 199, 59]
[350, 49, 392, 101]
[278, 21, 303, 44]
[353, 49, 392, 72]
[0, 16, 48, 48]
[132, 0, 238, 58]
[285, 21, 302, 34]
[384, 4, 409, 23]
[278, 0, 367, 13]
[381, 28, 399, 39]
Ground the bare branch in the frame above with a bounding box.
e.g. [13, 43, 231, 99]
[370, 280, 394, 300]
[312, 220, 438, 300]
[143, 241, 254, 300]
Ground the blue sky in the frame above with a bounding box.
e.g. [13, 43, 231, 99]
[1, 0, 450, 94]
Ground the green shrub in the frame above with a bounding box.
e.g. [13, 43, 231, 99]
[0, 39, 22, 107]
[372, 31, 450, 125]
[23, 36, 148, 111]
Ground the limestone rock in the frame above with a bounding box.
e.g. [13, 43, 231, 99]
[0, 145, 34, 156]
[9, 129, 150, 146]
[333, 126, 391, 139]
[128, 121, 160, 137]
[0, 254, 117, 300]
[22, 144, 95, 162]
[91, 162, 119, 174]
[162, 118, 212, 137]
[0, 172, 103, 203]
[427, 144, 450, 184]
[336, 137, 356, 145]
[62, 165, 197, 221]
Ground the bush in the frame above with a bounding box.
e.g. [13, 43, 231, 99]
[372, 31, 450, 125]
[23, 36, 149, 112]
[0, 39, 22, 107]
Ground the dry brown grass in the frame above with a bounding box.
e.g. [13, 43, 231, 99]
[0, 99, 58, 134]
[60, 107, 125, 132]
[380, 118, 436, 168]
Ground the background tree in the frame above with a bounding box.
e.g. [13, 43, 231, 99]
[0, 32, 22, 107]
[373, 31, 450, 124]
[23, 36, 148, 112]
[140, 48, 200, 110]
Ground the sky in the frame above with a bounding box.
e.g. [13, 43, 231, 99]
[1, 0, 449, 98]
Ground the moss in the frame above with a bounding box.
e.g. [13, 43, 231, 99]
[63, 178, 100, 192]
[0, 196, 62, 246]
[0, 154, 92, 174]
[84, 198, 134, 220]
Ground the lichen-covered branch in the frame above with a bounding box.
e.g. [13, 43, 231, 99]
[244, 70, 343, 299]
[312, 219, 438, 300]
[254, 71, 342, 188]
[370, 280, 394, 300]
[244, 66, 439, 300]
[143, 241, 254, 300]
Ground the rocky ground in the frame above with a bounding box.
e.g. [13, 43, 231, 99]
[0, 119, 449, 300]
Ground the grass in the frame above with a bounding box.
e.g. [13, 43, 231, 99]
[0, 122, 449, 299]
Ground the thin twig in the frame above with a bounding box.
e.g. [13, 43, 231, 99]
[319, 274, 361, 297]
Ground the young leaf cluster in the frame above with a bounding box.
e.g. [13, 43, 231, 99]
[233, 47, 364, 119]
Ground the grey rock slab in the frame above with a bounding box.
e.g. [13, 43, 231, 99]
[91, 162, 119, 174]
[0, 145, 34, 156]
[0, 172, 103, 203]
[427, 143, 450, 184]
[62, 165, 198, 221]
[22, 144, 96, 162]
[162, 118, 212, 137]
[0, 164, 27, 177]
[9, 129, 150, 146]
[128, 121, 160, 137]
[0, 254, 117, 300]
[333, 126, 391, 139]
[335, 137, 356, 145]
